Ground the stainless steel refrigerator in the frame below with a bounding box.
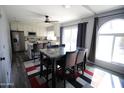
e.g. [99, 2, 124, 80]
[11, 31, 25, 52]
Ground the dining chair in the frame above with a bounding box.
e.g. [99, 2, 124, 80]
[47, 45, 59, 48]
[32, 43, 40, 62]
[40, 46, 52, 84]
[57, 51, 78, 87]
[43, 42, 50, 48]
[41, 56, 51, 84]
[47, 44, 65, 49]
[38, 43, 44, 49]
[59, 44, 65, 47]
[76, 48, 86, 73]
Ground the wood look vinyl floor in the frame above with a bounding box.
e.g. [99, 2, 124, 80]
[10, 52, 124, 88]
[10, 52, 31, 88]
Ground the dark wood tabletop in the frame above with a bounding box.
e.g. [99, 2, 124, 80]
[39, 47, 77, 88]
[39, 47, 76, 58]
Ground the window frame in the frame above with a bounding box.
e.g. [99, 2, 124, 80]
[96, 19, 124, 66]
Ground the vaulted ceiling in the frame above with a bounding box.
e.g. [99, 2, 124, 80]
[3, 5, 124, 24]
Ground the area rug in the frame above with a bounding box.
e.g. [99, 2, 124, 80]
[23, 59, 95, 88]
[23, 59, 124, 88]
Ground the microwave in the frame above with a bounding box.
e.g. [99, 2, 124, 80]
[28, 32, 36, 36]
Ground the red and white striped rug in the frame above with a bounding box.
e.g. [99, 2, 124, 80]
[23, 59, 95, 88]
[24, 59, 124, 88]
[24, 59, 48, 88]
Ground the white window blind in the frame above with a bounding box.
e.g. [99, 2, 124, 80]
[62, 25, 78, 51]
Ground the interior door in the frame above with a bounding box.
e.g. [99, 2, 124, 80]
[0, 32, 2, 87]
[0, 15, 11, 88]
[0, 26, 7, 87]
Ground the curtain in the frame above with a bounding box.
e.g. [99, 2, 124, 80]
[60, 27, 63, 44]
[77, 22, 87, 48]
[88, 17, 98, 62]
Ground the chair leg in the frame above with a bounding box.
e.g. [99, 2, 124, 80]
[64, 79, 66, 88]
[77, 65, 79, 71]
[46, 64, 49, 84]
[63, 68, 66, 88]
[33, 52, 35, 63]
[82, 63, 84, 74]
[73, 66, 76, 78]
[40, 63, 42, 78]
[40, 53, 43, 78]
[83, 62, 85, 70]
[83, 53, 86, 70]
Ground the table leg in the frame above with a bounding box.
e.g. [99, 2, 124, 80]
[51, 58, 56, 88]
[40, 53, 43, 77]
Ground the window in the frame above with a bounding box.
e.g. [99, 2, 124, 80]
[62, 25, 78, 51]
[96, 19, 124, 65]
[47, 31, 56, 40]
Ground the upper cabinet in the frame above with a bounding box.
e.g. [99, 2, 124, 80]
[10, 21, 47, 37]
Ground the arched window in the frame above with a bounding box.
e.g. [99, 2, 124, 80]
[96, 19, 124, 65]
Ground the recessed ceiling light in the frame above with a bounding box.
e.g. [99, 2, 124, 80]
[63, 5, 71, 8]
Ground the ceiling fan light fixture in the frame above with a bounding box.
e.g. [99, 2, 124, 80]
[45, 15, 50, 23]
[45, 20, 50, 23]
[44, 15, 58, 23]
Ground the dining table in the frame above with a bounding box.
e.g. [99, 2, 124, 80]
[39, 47, 87, 88]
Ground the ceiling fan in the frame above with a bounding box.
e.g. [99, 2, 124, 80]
[44, 15, 58, 23]
[28, 10, 59, 23]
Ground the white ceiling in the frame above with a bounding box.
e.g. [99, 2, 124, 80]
[3, 5, 124, 24]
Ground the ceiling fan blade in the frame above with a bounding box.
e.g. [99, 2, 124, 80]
[40, 20, 57, 24]
[50, 20, 58, 22]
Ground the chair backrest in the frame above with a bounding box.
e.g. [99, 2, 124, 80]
[59, 44, 65, 47]
[76, 49, 86, 65]
[33, 43, 39, 51]
[47, 45, 59, 48]
[65, 51, 78, 68]
[43, 43, 48, 48]
[38, 43, 43, 49]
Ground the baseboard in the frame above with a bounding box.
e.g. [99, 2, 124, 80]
[87, 60, 124, 76]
